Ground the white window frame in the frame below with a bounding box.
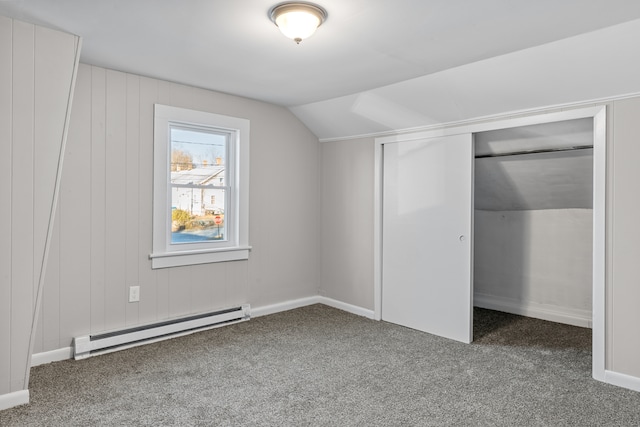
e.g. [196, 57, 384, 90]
[150, 104, 250, 269]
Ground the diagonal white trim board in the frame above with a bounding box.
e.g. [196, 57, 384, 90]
[25, 34, 83, 388]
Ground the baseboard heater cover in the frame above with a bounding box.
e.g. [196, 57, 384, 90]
[73, 304, 250, 360]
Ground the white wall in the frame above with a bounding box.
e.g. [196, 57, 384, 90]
[319, 96, 640, 380]
[609, 97, 640, 377]
[33, 63, 321, 354]
[474, 209, 593, 326]
[319, 137, 374, 309]
[0, 16, 79, 403]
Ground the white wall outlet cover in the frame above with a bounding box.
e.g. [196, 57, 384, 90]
[129, 286, 140, 302]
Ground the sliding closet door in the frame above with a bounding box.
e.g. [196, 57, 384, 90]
[382, 134, 473, 343]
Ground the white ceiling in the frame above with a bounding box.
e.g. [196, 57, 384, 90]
[1, 0, 640, 110]
[0, 3, 620, 209]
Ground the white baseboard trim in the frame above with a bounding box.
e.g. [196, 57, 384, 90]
[251, 295, 375, 320]
[605, 370, 640, 393]
[31, 347, 73, 367]
[317, 296, 375, 319]
[26, 297, 374, 369]
[251, 296, 321, 318]
[0, 389, 29, 411]
[474, 292, 592, 328]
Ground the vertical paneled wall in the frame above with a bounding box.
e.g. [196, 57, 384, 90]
[0, 16, 79, 398]
[33, 64, 320, 354]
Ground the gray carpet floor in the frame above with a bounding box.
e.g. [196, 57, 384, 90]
[1, 304, 639, 426]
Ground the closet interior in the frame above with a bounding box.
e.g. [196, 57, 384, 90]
[473, 118, 594, 332]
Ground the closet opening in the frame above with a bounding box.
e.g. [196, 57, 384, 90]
[375, 105, 606, 381]
[472, 118, 594, 356]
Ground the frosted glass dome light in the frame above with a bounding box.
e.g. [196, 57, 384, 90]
[270, 2, 327, 44]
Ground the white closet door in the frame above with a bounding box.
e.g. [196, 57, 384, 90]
[382, 134, 473, 343]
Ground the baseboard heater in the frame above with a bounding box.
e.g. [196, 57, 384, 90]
[73, 304, 250, 360]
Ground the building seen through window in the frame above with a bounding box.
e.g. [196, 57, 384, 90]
[170, 126, 228, 244]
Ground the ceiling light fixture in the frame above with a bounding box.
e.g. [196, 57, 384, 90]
[269, 2, 327, 44]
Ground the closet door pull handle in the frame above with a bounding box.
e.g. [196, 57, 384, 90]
[459, 235, 466, 242]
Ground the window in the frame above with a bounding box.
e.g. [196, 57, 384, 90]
[150, 105, 250, 268]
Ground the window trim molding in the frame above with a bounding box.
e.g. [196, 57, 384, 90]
[151, 104, 250, 269]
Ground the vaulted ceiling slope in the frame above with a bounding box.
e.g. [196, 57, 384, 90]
[1, 1, 640, 140]
[474, 119, 593, 211]
[294, 18, 640, 140]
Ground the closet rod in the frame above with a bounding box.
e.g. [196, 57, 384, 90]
[475, 145, 593, 159]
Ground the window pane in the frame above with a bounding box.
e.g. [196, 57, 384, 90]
[171, 188, 227, 243]
[170, 126, 227, 244]
[170, 127, 226, 181]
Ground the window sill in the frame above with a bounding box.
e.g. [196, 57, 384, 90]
[149, 246, 251, 269]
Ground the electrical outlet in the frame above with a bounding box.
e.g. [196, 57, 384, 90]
[129, 286, 140, 303]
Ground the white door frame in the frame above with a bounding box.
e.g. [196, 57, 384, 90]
[374, 105, 606, 381]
